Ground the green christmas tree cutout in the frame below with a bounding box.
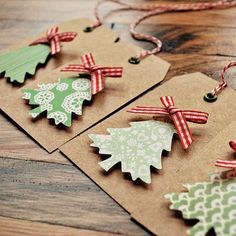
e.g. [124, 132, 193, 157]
[165, 172, 236, 236]
[89, 121, 176, 184]
[22, 77, 91, 126]
[0, 44, 50, 83]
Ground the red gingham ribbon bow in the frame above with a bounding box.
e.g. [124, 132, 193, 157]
[61, 53, 123, 95]
[128, 96, 209, 149]
[215, 141, 236, 168]
[30, 27, 77, 55]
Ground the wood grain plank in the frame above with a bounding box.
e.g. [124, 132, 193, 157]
[115, 23, 236, 57]
[1, 0, 235, 27]
[161, 53, 236, 88]
[0, 113, 71, 165]
[114, 23, 236, 88]
[2, 20, 236, 58]
[0, 216, 121, 236]
[0, 158, 149, 236]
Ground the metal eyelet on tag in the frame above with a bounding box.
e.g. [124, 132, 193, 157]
[128, 57, 140, 65]
[83, 27, 93, 33]
[203, 93, 218, 103]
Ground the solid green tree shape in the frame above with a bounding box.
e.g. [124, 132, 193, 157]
[0, 44, 50, 83]
[89, 121, 176, 184]
[165, 173, 236, 236]
[22, 77, 92, 127]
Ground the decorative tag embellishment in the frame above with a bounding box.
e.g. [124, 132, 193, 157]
[0, 27, 77, 84]
[22, 53, 123, 126]
[165, 172, 236, 236]
[89, 121, 176, 184]
[128, 96, 209, 149]
[30, 27, 77, 55]
[22, 77, 91, 127]
[0, 45, 50, 83]
[61, 52, 123, 95]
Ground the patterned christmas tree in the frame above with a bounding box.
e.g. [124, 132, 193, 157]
[89, 120, 176, 184]
[165, 172, 236, 236]
[0, 45, 50, 83]
[22, 77, 91, 126]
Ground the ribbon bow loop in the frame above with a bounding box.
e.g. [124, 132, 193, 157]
[160, 96, 174, 108]
[230, 141, 236, 151]
[128, 96, 209, 150]
[46, 27, 59, 40]
[30, 27, 77, 55]
[215, 141, 236, 169]
[61, 53, 123, 95]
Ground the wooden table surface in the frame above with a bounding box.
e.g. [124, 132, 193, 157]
[0, 1, 236, 235]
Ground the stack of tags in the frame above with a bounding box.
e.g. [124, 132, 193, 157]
[1, 17, 236, 236]
[0, 18, 169, 153]
[60, 73, 236, 235]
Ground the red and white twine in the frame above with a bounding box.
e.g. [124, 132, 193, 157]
[209, 61, 236, 97]
[90, 0, 236, 61]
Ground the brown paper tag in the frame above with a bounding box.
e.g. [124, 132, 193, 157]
[60, 72, 236, 235]
[0, 18, 170, 153]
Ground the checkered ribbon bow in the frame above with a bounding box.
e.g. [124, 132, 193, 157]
[61, 53, 123, 95]
[215, 141, 236, 168]
[30, 27, 77, 55]
[128, 96, 209, 149]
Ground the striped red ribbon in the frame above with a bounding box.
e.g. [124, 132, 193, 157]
[215, 141, 236, 168]
[127, 96, 209, 149]
[61, 53, 123, 95]
[216, 160, 236, 168]
[30, 27, 77, 55]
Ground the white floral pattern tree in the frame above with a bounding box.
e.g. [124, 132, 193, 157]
[89, 121, 176, 184]
[22, 77, 91, 126]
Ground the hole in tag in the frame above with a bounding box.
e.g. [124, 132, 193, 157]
[110, 23, 115, 29]
[114, 37, 120, 43]
[83, 27, 93, 33]
[128, 57, 140, 65]
[203, 93, 217, 103]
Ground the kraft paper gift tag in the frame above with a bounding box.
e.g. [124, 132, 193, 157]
[0, 18, 170, 152]
[60, 72, 236, 235]
[0, 18, 118, 85]
[163, 121, 236, 236]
